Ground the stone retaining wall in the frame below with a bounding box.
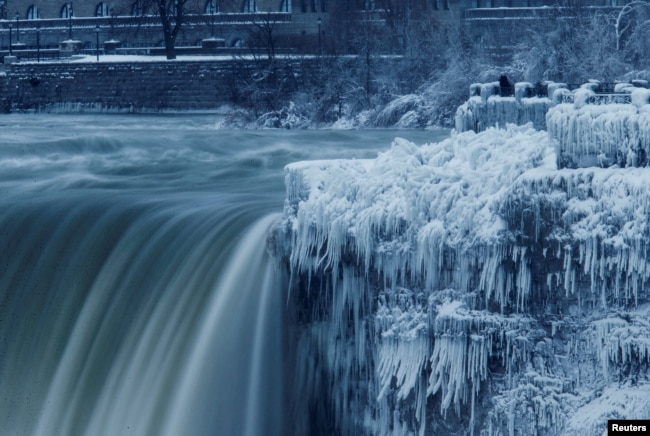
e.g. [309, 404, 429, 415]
[0, 58, 320, 113]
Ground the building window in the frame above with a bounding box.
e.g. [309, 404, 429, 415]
[443, 0, 449, 9]
[26, 4, 39, 18]
[280, 0, 291, 11]
[364, 0, 376, 9]
[242, 0, 255, 11]
[131, 0, 144, 15]
[96, 2, 109, 16]
[61, 3, 72, 18]
[205, 0, 218, 13]
[321, 0, 327, 12]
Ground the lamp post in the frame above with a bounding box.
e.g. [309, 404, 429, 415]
[109, 8, 114, 39]
[14, 13, 19, 44]
[95, 25, 100, 61]
[8, 23, 12, 55]
[317, 16, 322, 56]
[36, 25, 40, 62]
[68, 2, 73, 40]
[211, 1, 215, 37]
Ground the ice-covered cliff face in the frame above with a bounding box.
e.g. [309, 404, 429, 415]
[272, 124, 650, 435]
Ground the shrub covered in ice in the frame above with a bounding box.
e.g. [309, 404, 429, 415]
[284, 124, 548, 289]
[374, 94, 423, 128]
[256, 102, 311, 129]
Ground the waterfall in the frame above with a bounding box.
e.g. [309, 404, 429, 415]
[162, 213, 285, 436]
[0, 195, 285, 436]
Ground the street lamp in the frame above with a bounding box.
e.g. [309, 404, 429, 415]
[68, 2, 73, 40]
[211, 0, 215, 37]
[95, 25, 100, 61]
[14, 13, 19, 44]
[36, 25, 40, 62]
[109, 8, 115, 39]
[317, 16, 322, 56]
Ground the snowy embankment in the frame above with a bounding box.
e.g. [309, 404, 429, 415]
[274, 123, 650, 435]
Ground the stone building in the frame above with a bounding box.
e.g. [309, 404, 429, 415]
[0, 0, 632, 56]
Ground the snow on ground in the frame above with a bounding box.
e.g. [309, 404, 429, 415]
[18, 53, 310, 64]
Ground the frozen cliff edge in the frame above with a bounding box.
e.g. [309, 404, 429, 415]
[271, 124, 650, 435]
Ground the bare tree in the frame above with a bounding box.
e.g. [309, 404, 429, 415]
[614, 0, 650, 51]
[249, 12, 279, 60]
[156, 0, 188, 59]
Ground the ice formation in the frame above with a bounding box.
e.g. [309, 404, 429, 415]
[275, 91, 650, 435]
[458, 78, 650, 170]
[456, 81, 552, 133]
[548, 90, 650, 168]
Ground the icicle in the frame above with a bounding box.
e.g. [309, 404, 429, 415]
[278, 106, 650, 435]
[427, 300, 533, 420]
[456, 82, 551, 132]
[591, 311, 650, 382]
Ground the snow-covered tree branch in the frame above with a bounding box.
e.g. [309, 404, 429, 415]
[614, 0, 650, 51]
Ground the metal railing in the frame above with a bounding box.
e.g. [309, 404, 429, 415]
[464, 6, 621, 20]
[561, 94, 632, 105]
[0, 12, 292, 31]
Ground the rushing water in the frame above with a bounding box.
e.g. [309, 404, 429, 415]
[0, 114, 447, 436]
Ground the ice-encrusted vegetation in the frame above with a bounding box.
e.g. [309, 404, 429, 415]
[455, 90, 551, 133]
[284, 125, 548, 290]
[548, 91, 650, 168]
[273, 117, 650, 434]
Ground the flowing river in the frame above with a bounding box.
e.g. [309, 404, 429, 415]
[0, 113, 447, 436]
